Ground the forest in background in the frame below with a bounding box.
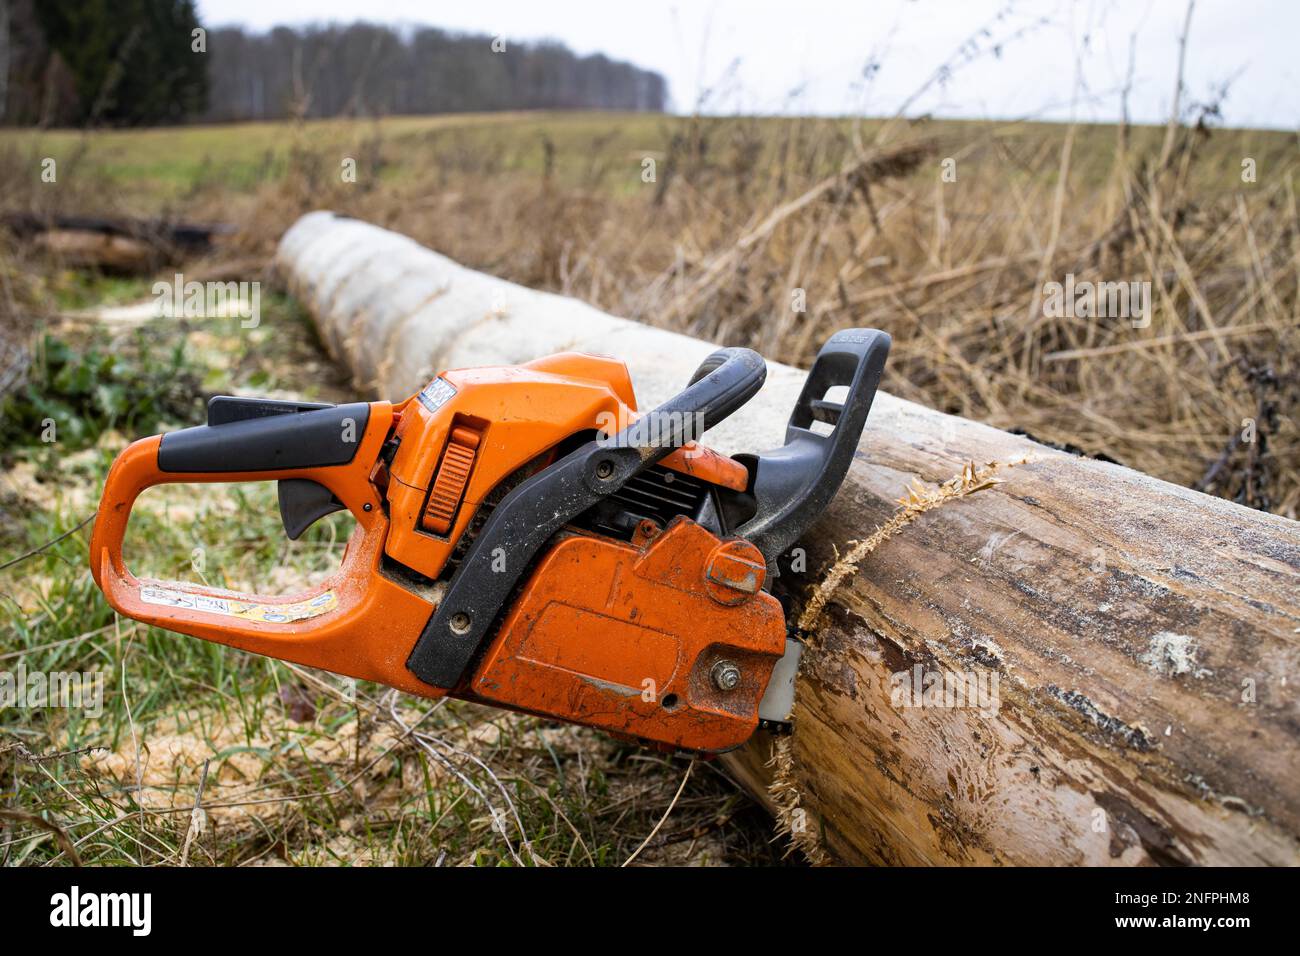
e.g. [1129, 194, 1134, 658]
[0, 0, 667, 126]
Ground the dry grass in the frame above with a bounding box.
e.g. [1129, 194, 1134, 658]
[428, 116, 1297, 517]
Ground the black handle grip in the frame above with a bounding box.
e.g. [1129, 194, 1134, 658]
[736, 328, 891, 566]
[406, 347, 766, 690]
[156, 399, 370, 473]
[616, 346, 766, 454]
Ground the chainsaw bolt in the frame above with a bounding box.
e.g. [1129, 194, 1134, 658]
[449, 612, 471, 634]
[711, 660, 742, 691]
[595, 460, 615, 479]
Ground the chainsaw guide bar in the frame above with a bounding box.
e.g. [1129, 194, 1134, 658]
[90, 329, 890, 753]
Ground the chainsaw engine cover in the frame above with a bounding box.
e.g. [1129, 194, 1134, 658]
[472, 519, 785, 752]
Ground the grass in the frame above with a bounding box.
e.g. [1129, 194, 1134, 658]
[1, 104, 1297, 866]
[1, 112, 689, 206]
[4, 112, 1294, 207]
[0, 113, 545, 196]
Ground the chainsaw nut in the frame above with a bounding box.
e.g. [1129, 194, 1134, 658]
[711, 660, 742, 691]
[703, 540, 767, 605]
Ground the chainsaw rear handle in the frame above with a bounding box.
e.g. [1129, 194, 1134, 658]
[405, 346, 767, 689]
[89, 399, 393, 641]
[155, 399, 368, 474]
[735, 327, 891, 566]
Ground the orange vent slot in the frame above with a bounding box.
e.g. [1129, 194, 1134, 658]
[422, 426, 481, 535]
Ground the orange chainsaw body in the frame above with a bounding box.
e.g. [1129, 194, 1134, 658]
[90, 331, 890, 753]
[92, 354, 780, 751]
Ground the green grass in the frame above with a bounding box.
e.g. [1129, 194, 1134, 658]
[3, 112, 1294, 212]
[0, 112, 675, 205]
[0, 330, 201, 452]
[47, 274, 155, 312]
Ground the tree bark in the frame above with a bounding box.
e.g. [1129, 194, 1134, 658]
[276, 211, 1300, 866]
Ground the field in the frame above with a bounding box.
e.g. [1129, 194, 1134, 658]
[1, 109, 1296, 865]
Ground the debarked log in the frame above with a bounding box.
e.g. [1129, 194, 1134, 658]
[275, 211, 1300, 866]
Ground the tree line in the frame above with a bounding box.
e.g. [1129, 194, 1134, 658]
[0, 0, 666, 126]
[204, 24, 666, 121]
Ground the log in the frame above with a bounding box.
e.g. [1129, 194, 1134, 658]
[275, 211, 1300, 866]
[0, 212, 236, 249]
[2, 213, 235, 272]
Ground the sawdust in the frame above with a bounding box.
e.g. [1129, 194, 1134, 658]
[767, 735, 829, 865]
[287, 829, 406, 867]
[3, 440, 119, 515]
[78, 705, 428, 831]
[258, 562, 338, 595]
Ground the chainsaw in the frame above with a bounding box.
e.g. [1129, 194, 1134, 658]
[90, 328, 890, 753]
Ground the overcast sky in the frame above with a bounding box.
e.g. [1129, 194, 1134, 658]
[195, 0, 1297, 129]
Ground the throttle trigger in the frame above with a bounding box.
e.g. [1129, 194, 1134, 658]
[278, 479, 345, 540]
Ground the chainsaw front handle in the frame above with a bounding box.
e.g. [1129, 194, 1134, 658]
[405, 346, 768, 689]
[736, 327, 892, 565]
[87, 400, 443, 693]
[616, 346, 767, 452]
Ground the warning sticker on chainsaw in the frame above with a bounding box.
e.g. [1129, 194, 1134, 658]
[417, 376, 457, 414]
[139, 585, 338, 623]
